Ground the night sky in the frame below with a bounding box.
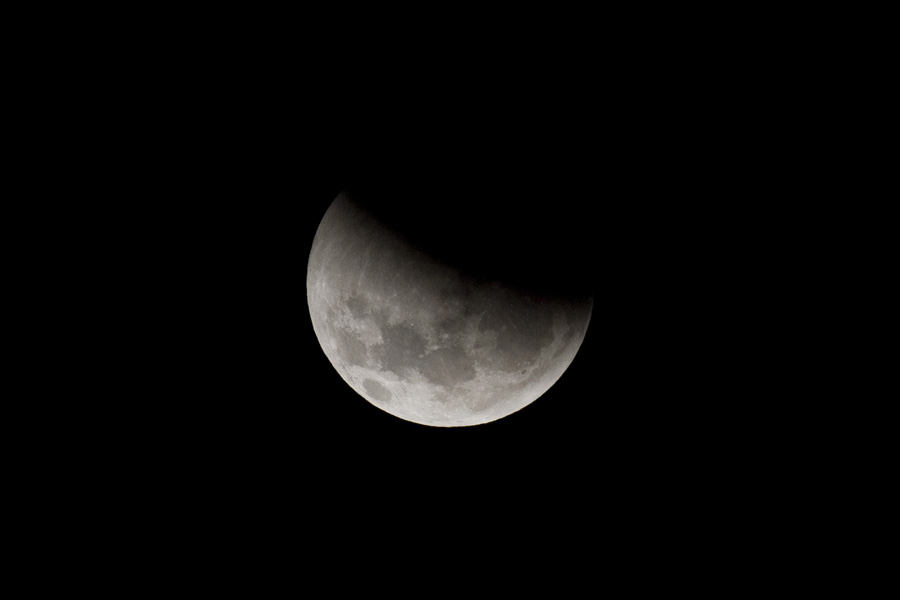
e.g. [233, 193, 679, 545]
[118, 28, 775, 551]
[49, 9, 814, 583]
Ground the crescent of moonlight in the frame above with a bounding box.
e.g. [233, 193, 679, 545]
[306, 190, 593, 427]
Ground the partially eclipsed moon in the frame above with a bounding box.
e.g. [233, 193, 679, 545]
[307, 190, 593, 427]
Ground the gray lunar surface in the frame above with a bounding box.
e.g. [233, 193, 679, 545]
[306, 191, 593, 427]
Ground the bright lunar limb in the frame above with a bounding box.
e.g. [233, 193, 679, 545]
[306, 190, 593, 427]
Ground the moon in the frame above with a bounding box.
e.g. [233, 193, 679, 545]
[307, 188, 593, 427]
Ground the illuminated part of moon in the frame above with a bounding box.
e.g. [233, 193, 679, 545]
[306, 190, 593, 427]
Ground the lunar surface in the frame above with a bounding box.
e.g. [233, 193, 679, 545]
[307, 189, 593, 427]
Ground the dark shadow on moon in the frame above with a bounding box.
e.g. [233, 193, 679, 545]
[339, 179, 595, 304]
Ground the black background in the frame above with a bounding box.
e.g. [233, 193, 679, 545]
[17, 7, 860, 588]
[152, 71, 761, 527]
[71, 11, 804, 569]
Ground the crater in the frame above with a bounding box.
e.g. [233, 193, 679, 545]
[363, 379, 392, 404]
